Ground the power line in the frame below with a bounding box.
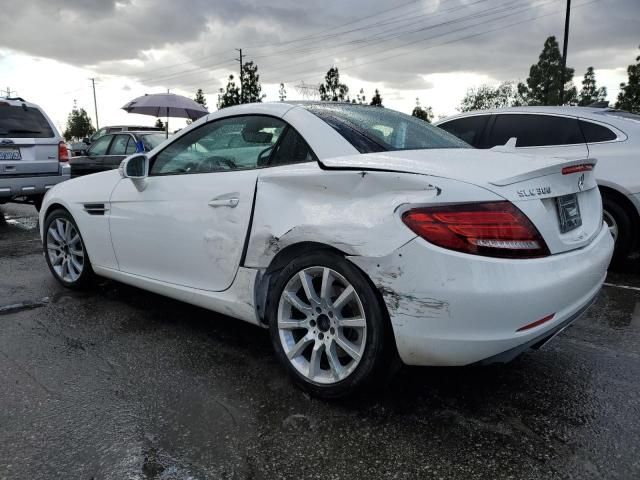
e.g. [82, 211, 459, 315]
[261, 0, 557, 84]
[276, 0, 600, 88]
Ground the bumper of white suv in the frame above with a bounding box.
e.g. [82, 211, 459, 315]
[0, 164, 70, 200]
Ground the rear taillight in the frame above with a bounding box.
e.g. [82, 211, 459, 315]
[562, 164, 594, 175]
[58, 141, 69, 162]
[401, 202, 550, 259]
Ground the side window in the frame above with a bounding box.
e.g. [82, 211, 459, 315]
[267, 128, 316, 167]
[110, 135, 131, 155]
[87, 135, 113, 156]
[438, 116, 489, 147]
[125, 137, 138, 154]
[579, 120, 617, 143]
[150, 116, 286, 176]
[489, 114, 584, 147]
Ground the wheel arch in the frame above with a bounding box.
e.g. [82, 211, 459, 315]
[254, 241, 396, 351]
[599, 184, 640, 251]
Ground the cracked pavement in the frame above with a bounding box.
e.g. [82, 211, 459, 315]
[0, 203, 638, 479]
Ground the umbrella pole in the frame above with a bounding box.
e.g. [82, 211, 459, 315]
[166, 107, 169, 138]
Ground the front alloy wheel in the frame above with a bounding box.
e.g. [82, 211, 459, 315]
[277, 266, 367, 384]
[43, 209, 94, 288]
[47, 218, 85, 282]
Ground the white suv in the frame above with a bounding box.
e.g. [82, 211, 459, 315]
[436, 106, 640, 261]
[0, 97, 70, 210]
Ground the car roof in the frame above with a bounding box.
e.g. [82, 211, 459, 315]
[436, 106, 627, 123]
[0, 97, 44, 110]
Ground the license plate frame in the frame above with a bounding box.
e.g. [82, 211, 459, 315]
[556, 193, 582, 234]
[0, 147, 21, 161]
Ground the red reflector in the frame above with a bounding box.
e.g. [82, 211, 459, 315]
[562, 164, 593, 175]
[58, 141, 69, 162]
[516, 313, 555, 332]
[401, 202, 550, 259]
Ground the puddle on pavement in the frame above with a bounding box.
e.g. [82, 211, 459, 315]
[0, 214, 39, 231]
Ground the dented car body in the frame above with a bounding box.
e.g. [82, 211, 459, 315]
[39, 102, 614, 397]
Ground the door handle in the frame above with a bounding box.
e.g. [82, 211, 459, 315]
[208, 197, 239, 208]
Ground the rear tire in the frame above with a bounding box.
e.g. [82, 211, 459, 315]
[602, 195, 635, 263]
[267, 251, 397, 398]
[43, 209, 94, 289]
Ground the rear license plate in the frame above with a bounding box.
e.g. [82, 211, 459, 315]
[556, 193, 582, 233]
[0, 147, 21, 160]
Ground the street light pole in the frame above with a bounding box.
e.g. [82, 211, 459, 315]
[559, 0, 572, 105]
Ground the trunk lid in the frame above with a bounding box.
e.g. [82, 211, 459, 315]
[320, 149, 602, 254]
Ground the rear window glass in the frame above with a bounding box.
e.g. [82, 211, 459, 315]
[489, 114, 584, 147]
[0, 105, 55, 138]
[304, 104, 469, 153]
[438, 115, 490, 147]
[578, 120, 617, 143]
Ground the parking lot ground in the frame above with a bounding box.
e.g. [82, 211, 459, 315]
[0, 203, 639, 480]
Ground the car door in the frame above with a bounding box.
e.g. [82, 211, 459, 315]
[105, 134, 132, 170]
[108, 115, 286, 291]
[486, 113, 589, 159]
[73, 134, 114, 177]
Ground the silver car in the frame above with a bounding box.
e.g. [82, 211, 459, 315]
[0, 97, 70, 210]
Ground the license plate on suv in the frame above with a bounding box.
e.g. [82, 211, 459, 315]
[556, 193, 582, 233]
[0, 147, 21, 160]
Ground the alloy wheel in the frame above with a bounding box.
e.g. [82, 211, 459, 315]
[277, 266, 367, 384]
[603, 209, 618, 243]
[46, 218, 85, 283]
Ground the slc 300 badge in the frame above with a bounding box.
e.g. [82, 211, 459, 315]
[517, 186, 552, 198]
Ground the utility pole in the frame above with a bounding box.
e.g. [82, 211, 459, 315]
[89, 78, 99, 129]
[559, 0, 571, 105]
[235, 48, 243, 103]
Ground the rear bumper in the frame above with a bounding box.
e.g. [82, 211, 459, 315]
[349, 223, 614, 366]
[0, 164, 70, 199]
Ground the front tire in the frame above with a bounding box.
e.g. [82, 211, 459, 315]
[267, 251, 396, 398]
[43, 209, 94, 289]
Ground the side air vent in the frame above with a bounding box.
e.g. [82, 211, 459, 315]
[83, 203, 108, 216]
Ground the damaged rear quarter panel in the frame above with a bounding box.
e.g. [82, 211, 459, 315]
[243, 163, 439, 268]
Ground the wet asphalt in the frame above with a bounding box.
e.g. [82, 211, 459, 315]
[0, 203, 638, 480]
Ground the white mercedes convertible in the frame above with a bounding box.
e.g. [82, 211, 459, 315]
[39, 102, 614, 397]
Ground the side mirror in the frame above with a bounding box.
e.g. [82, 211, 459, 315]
[119, 154, 149, 191]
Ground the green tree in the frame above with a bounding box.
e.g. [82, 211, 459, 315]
[154, 118, 165, 129]
[459, 81, 527, 112]
[217, 74, 241, 109]
[518, 36, 577, 106]
[62, 105, 95, 141]
[411, 98, 433, 122]
[578, 67, 607, 106]
[193, 88, 207, 109]
[240, 61, 265, 103]
[319, 67, 349, 101]
[356, 88, 366, 104]
[370, 89, 383, 106]
[616, 46, 640, 113]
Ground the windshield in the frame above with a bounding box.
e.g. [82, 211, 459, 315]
[0, 105, 55, 138]
[140, 133, 166, 150]
[304, 104, 469, 153]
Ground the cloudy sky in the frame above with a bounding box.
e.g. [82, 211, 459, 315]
[0, 0, 637, 132]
